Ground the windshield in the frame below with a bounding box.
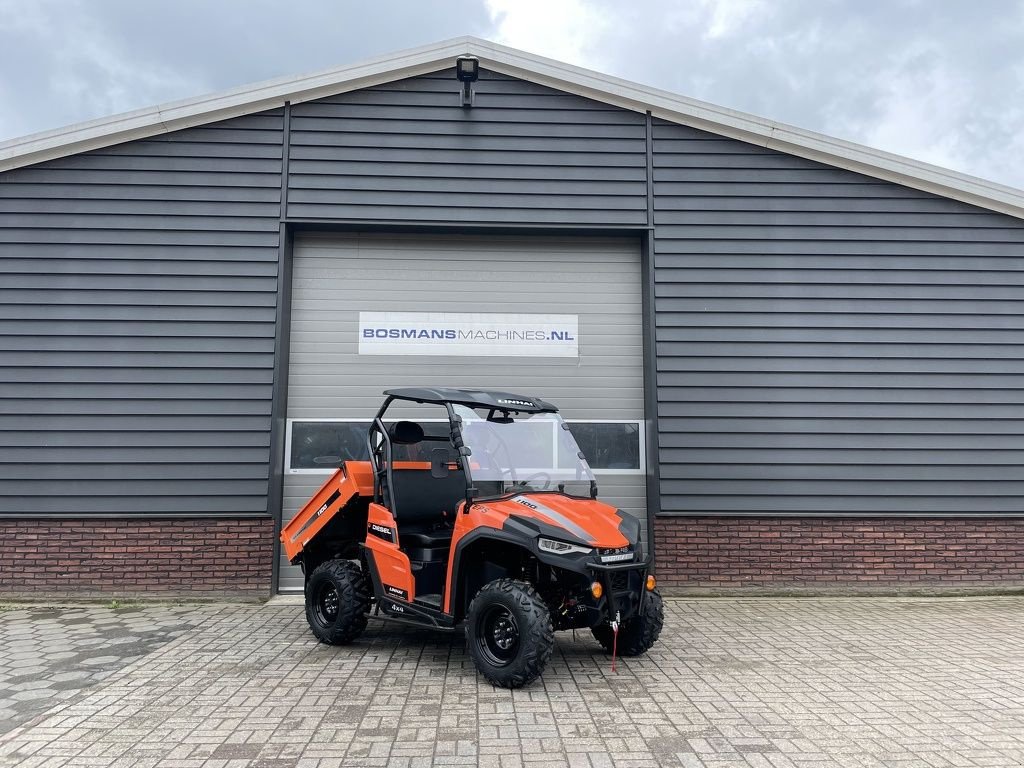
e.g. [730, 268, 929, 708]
[453, 404, 596, 496]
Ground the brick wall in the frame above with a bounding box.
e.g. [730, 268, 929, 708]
[0, 518, 275, 598]
[654, 517, 1024, 592]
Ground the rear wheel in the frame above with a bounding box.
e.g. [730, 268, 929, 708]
[592, 588, 664, 657]
[466, 578, 554, 688]
[305, 559, 370, 645]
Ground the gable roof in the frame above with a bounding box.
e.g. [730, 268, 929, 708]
[2, 35, 1023, 220]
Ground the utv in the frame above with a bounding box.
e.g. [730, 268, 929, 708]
[280, 387, 663, 688]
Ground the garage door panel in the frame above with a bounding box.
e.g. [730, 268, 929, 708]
[278, 233, 645, 592]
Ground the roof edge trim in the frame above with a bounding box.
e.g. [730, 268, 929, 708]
[2, 34, 1023, 220]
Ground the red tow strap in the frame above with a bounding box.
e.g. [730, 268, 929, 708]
[610, 611, 621, 674]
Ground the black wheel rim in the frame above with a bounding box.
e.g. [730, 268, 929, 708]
[313, 582, 340, 627]
[476, 605, 520, 667]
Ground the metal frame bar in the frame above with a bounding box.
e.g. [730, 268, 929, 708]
[641, 110, 662, 564]
[267, 103, 294, 596]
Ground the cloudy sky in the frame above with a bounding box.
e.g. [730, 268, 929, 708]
[1, 0, 1022, 188]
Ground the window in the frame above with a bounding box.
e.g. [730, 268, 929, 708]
[565, 421, 643, 474]
[286, 419, 644, 474]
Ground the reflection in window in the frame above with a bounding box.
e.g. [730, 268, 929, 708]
[565, 422, 641, 470]
[289, 422, 369, 469]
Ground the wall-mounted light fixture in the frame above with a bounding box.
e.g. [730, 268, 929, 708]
[455, 56, 479, 107]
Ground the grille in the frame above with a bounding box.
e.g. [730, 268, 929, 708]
[609, 571, 629, 592]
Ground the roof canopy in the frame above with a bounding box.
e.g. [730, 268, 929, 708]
[2, 35, 1022, 220]
[384, 387, 558, 414]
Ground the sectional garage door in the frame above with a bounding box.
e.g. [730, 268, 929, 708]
[277, 232, 645, 592]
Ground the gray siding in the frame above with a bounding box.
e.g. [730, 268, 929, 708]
[652, 119, 1024, 515]
[3, 65, 1023, 527]
[286, 69, 648, 225]
[0, 112, 283, 515]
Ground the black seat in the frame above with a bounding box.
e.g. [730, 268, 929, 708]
[390, 468, 465, 542]
[385, 421, 466, 553]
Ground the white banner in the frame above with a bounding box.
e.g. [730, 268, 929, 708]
[358, 312, 579, 357]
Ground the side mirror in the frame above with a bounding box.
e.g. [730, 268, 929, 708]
[430, 448, 450, 478]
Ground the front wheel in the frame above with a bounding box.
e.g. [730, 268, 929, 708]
[304, 559, 370, 645]
[592, 588, 664, 657]
[466, 578, 554, 688]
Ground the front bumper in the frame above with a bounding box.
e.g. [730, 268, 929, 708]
[588, 558, 650, 623]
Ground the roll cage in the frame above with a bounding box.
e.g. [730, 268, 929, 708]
[366, 389, 598, 512]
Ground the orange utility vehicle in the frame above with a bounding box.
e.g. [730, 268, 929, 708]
[281, 387, 662, 687]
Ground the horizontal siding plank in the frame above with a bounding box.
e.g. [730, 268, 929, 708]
[36, 153, 281, 174]
[656, 224, 1024, 242]
[656, 357, 1024, 374]
[0, 244, 279, 261]
[662, 417, 1024, 434]
[291, 117, 644, 140]
[0, 305, 276, 321]
[0, 367, 274, 384]
[655, 239, 1024, 256]
[0, 337, 275, 353]
[656, 296, 1024, 314]
[0, 415, 271, 431]
[655, 372, 1024, 388]
[287, 160, 646, 182]
[289, 148, 645, 169]
[290, 101, 643, 123]
[289, 128, 642, 154]
[286, 171, 647, 196]
[0, 229, 278, 246]
[658, 401, 1023, 419]
[0, 198, 281, 217]
[658, 496, 1023, 514]
[0, 183, 280, 203]
[0, 320, 274, 337]
[661, 479, 1024, 495]
[0, 169, 281, 188]
[0, 497, 270, 514]
[655, 342, 1024, 359]
[654, 387, 1023, 404]
[3, 464, 270, 480]
[0, 382, 271, 399]
[287, 203, 647, 225]
[0, 274, 277, 292]
[656, 282, 1024, 300]
[0, 258, 280, 278]
[286, 189, 646, 209]
[1, 213, 280, 232]
[654, 207, 1014, 228]
[656, 312, 1023, 329]
[3, 430, 269, 447]
[656, 268, 1024, 285]
[657, 327, 1024, 343]
[659, 433, 1024, 449]
[652, 180, 923, 198]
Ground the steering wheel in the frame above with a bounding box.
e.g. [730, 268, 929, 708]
[511, 472, 551, 491]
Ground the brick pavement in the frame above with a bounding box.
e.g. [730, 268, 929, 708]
[1, 597, 1022, 767]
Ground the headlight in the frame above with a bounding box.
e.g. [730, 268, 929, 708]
[538, 537, 592, 556]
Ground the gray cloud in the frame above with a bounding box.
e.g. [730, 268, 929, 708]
[2, 0, 1022, 189]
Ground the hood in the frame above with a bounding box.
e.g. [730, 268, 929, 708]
[487, 493, 632, 549]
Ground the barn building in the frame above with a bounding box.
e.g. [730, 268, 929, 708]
[1, 37, 1022, 597]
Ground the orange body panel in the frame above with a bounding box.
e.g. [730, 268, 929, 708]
[364, 502, 416, 601]
[442, 494, 628, 613]
[279, 461, 374, 562]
